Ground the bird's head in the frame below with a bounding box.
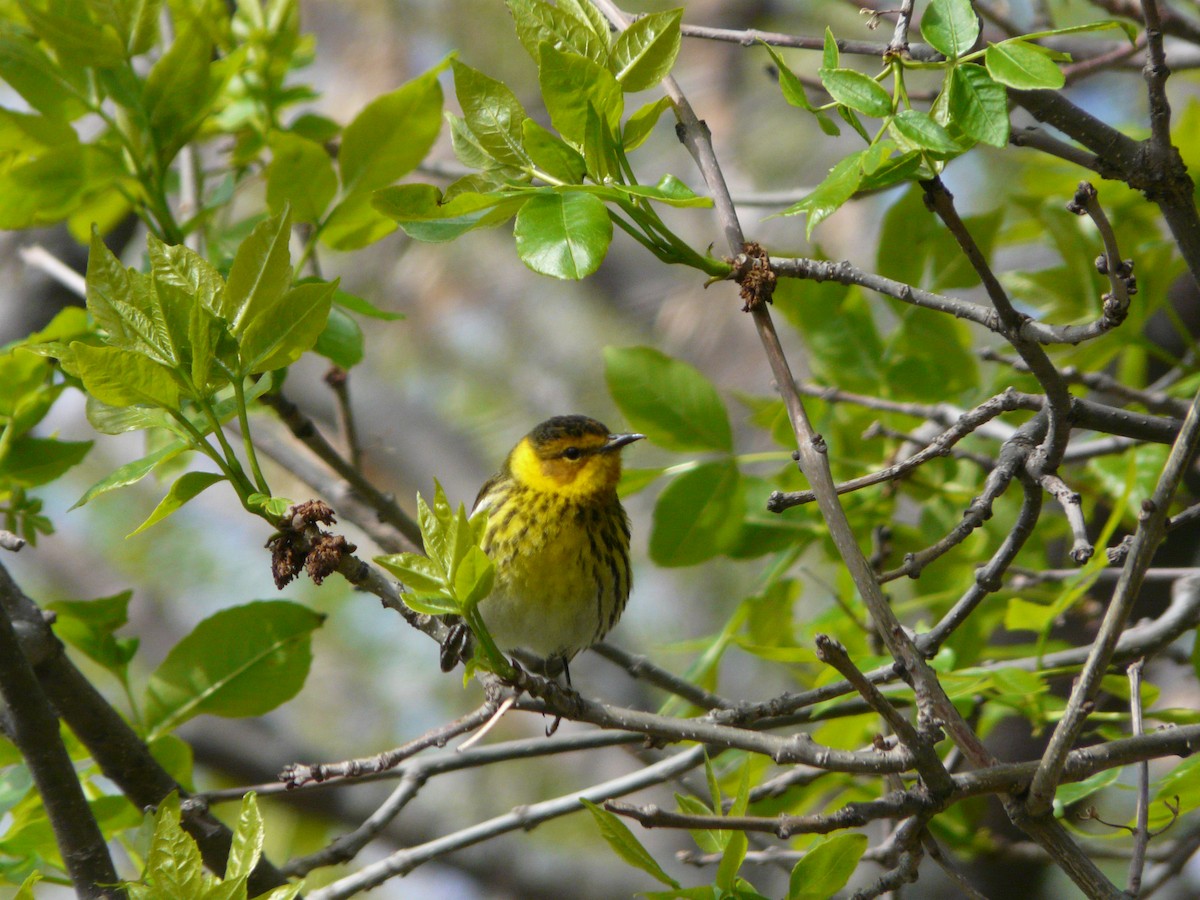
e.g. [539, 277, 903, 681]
[507, 415, 644, 499]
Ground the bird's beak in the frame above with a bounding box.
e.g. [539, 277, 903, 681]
[603, 432, 646, 452]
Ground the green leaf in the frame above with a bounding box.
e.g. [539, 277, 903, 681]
[557, 0, 610, 47]
[143, 23, 214, 165]
[623, 95, 673, 150]
[340, 63, 445, 192]
[225, 793, 264, 882]
[507, 0, 607, 63]
[376, 551, 446, 594]
[267, 131, 338, 222]
[373, 183, 527, 242]
[788, 833, 869, 900]
[221, 209, 293, 332]
[773, 279, 884, 394]
[649, 460, 744, 567]
[1, 436, 92, 487]
[0, 25, 88, 120]
[237, 279, 336, 374]
[454, 545, 496, 609]
[143, 601, 323, 739]
[315, 305, 364, 369]
[334, 288, 404, 321]
[46, 591, 138, 679]
[822, 27, 838, 69]
[72, 443, 186, 508]
[1053, 767, 1121, 810]
[523, 118, 586, 183]
[889, 108, 961, 154]
[762, 43, 813, 110]
[17, 1, 127, 68]
[985, 39, 1065, 90]
[146, 234, 225, 391]
[452, 59, 529, 169]
[538, 42, 623, 147]
[949, 64, 1009, 147]
[609, 8, 682, 92]
[604, 174, 710, 208]
[778, 152, 864, 238]
[513, 190, 613, 279]
[580, 799, 680, 889]
[140, 794, 206, 898]
[716, 831, 748, 891]
[921, 0, 980, 59]
[85, 228, 177, 365]
[817, 68, 892, 118]
[322, 188, 397, 250]
[605, 346, 732, 452]
[127, 471, 226, 537]
[69, 343, 180, 409]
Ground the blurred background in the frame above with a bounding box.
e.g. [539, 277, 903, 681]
[1, 0, 1193, 897]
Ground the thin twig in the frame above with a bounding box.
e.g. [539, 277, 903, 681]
[18, 244, 87, 298]
[1127, 659, 1150, 895]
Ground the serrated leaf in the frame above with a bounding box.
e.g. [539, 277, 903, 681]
[513, 190, 612, 279]
[609, 8, 682, 92]
[143, 601, 323, 739]
[127, 471, 225, 537]
[376, 552, 446, 593]
[143, 793, 206, 897]
[580, 799, 680, 889]
[985, 39, 1065, 89]
[818, 68, 892, 117]
[921, 0, 980, 59]
[340, 63, 445, 192]
[605, 346, 731, 451]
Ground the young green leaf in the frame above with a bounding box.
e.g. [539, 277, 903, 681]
[46, 591, 138, 680]
[452, 59, 530, 169]
[454, 545, 496, 609]
[127, 470, 226, 537]
[605, 345, 732, 451]
[556, 0, 610, 47]
[139, 793, 208, 898]
[373, 183, 529, 243]
[315, 305, 364, 369]
[340, 63, 445, 192]
[623, 95, 673, 150]
[0, 25, 90, 120]
[143, 23, 215, 166]
[221, 209, 293, 332]
[523, 118, 587, 183]
[146, 234, 226, 391]
[225, 793, 264, 882]
[237, 279, 337, 375]
[69, 343, 181, 409]
[376, 551, 447, 595]
[580, 799, 681, 889]
[822, 27, 838, 69]
[921, 0, 980, 59]
[649, 460, 744, 567]
[1, 436, 92, 487]
[788, 833, 869, 900]
[985, 39, 1065, 89]
[72, 443, 186, 509]
[778, 152, 864, 238]
[513, 189, 613, 280]
[817, 68, 892, 118]
[267, 131, 338, 222]
[609, 8, 682, 92]
[949, 64, 1009, 147]
[538, 42, 623, 147]
[143, 600, 324, 739]
[507, 0, 607, 64]
[889, 108, 961, 155]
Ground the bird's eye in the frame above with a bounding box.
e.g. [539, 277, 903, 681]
[563, 446, 582, 461]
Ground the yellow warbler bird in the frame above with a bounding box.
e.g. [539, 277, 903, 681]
[473, 415, 644, 676]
